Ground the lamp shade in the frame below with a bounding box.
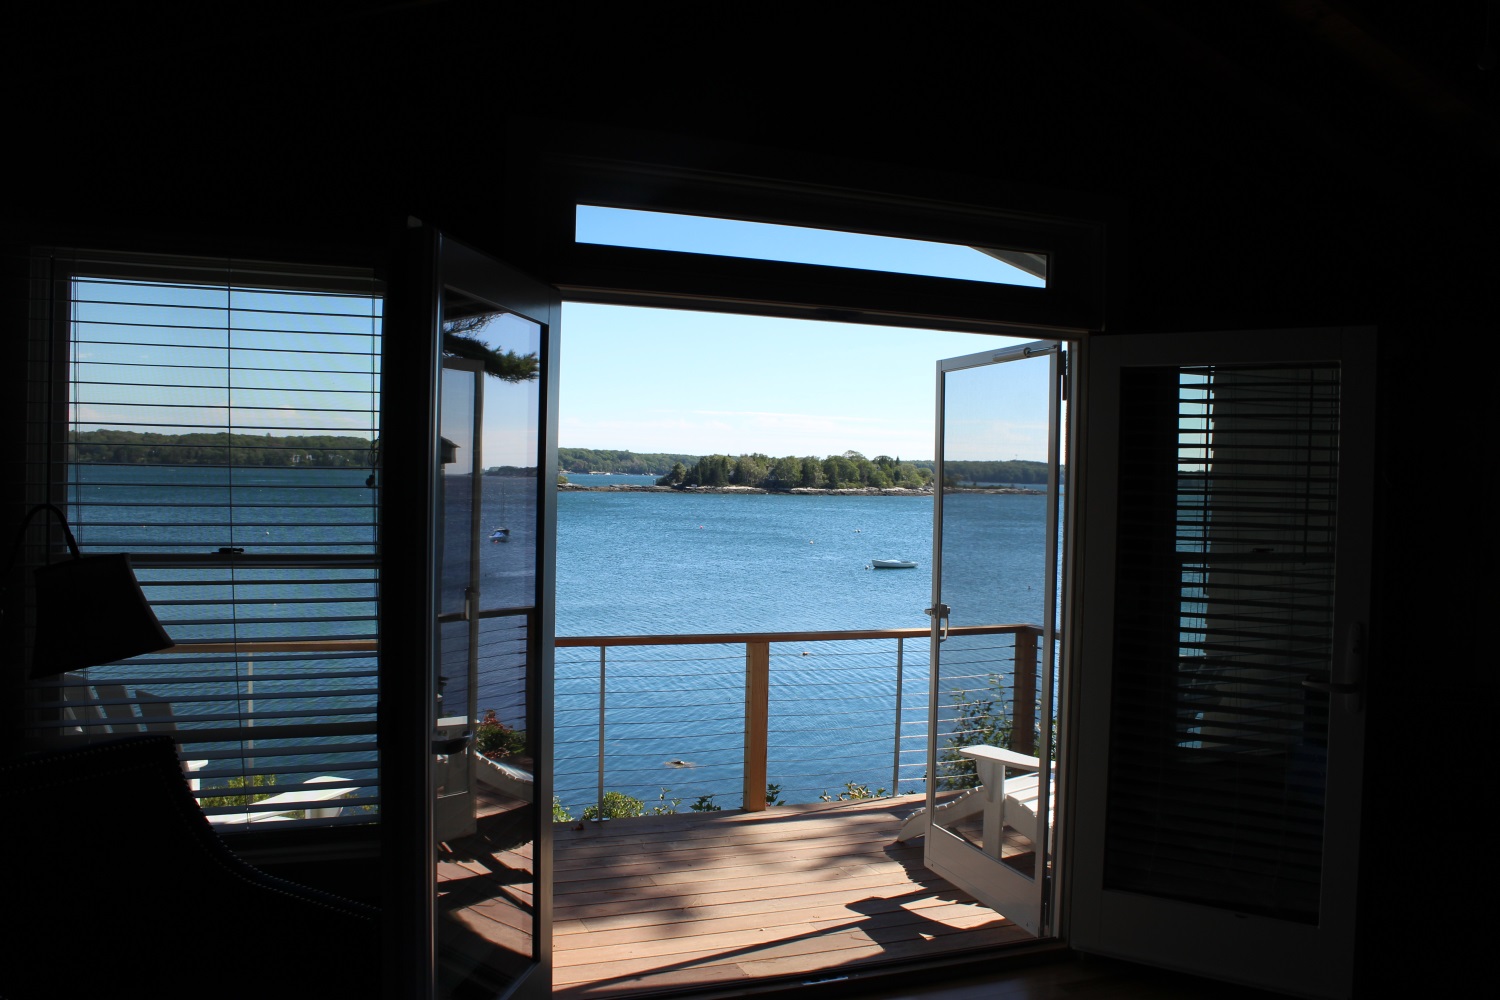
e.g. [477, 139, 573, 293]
[31, 552, 173, 676]
[7, 503, 173, 677]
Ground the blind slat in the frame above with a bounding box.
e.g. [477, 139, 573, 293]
[1105, 361, 1339, 924]
[25, 249, 384, 832]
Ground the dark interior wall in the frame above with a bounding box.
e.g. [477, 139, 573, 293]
[21, 3, 1473, 324]
[11, 3, 1495, 994]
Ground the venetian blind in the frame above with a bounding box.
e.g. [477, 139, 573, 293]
[1103, 363, 1340, 923]
[23, 248, 383, 830]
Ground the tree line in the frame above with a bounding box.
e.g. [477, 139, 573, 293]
[69, 430, 374, 467]
[71, 433, 1055, 484]
[658, 451, 935, 491]
[929, 460, 1054, 486]
[558, 447, 700, 475]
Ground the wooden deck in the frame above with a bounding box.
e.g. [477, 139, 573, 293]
[552, 795, 1035, 999]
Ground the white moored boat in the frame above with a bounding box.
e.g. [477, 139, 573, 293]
[870, 559, 918, 569]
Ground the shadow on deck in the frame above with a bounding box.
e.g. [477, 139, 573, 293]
[552, 795, 1035, 998]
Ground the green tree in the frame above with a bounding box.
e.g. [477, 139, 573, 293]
[731, 453, 769, 486]
[441, 315, 539, 383]
[767, 456, 801, 490]
[690, 454, 731, 486]
[823, 454, 859, 488]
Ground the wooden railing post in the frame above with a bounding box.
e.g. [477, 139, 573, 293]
[1012, 628, 1037, 757]
[743, 641, 769, 811]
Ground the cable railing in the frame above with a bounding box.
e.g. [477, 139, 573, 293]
[34, 623, 1045, 828]
[555, 623, 1042, 819]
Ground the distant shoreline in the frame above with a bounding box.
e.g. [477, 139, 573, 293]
[559, 484, 1045, 496]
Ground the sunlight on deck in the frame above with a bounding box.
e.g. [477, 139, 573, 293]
[551, 796, 1033, 998]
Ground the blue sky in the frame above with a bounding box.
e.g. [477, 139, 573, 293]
[576, 206, 1046, 287]
[559, 304, 1043, 461]
[560, 207, 1048, 462]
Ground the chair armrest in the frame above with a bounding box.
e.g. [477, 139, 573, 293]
[958, 745, 1041, 771]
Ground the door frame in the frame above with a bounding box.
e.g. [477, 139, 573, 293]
[390, 145, 1107, 994]
[382, 227, 561, 1000]
[1066, 328, 1375, 998]
[922, 339, 1069, 938]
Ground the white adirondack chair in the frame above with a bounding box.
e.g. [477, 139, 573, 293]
[896, 745, 1052, 856]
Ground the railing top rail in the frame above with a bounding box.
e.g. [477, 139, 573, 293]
[556, 623, 1042, 648]
[162, 640, 379, 655]
[150, 623, 1044, 655]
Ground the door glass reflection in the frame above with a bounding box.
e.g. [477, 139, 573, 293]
[434, 293, 543, 996]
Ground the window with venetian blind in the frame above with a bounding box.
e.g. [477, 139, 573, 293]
[23, 248, 383, 830]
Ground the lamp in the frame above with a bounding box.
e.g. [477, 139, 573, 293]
[6, 504, 172, 677]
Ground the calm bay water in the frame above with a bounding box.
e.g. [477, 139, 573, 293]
[68, 466, 1050, 810]
[554, 485, 1052, 809]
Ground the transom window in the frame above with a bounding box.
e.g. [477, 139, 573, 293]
[576, 205, 1049, 286]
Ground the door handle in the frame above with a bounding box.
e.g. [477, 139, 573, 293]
[925, 603, 951, 642]
[1303, 622, 1364, 708]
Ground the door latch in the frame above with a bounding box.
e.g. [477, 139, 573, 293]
[1303, 622, 1365, 710]
[925, 603, 951, 642]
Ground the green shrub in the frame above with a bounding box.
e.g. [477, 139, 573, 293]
[582, 790, 645, 820]
[198, 773, 276, 808]
[936, 673, 1058, 790]
[938, 677, 1011, 790]
[474, 708, 527, 759]
[820, 781, 886, 802]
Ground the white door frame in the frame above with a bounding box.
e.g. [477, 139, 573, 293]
[923, 339, 1068, 938]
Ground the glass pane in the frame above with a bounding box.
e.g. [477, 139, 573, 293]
[446, 302, 541, 611]
[931, 354, 1055, 874]
[577, 205, 1047, 287]
[438, 365, 478, 619]
[434, 291, 543, 997]
[1104, 363, 1339, 923]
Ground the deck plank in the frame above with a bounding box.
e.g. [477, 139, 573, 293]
[552, 797, 1029, 998]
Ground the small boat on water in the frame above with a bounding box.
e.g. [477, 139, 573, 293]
[489, 527, 510, 543]
[870, 559, 918, 569]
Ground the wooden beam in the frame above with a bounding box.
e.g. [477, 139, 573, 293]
[1011, 629, 1037, 757]
[743, 641, 769, 811]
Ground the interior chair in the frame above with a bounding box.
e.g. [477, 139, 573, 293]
[0, 734, 379, 1000]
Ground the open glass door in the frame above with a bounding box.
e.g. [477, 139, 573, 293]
[1069, 329, 1373, 998]
[922, 340, 1065, 937]
[434, 243, 556, 999]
